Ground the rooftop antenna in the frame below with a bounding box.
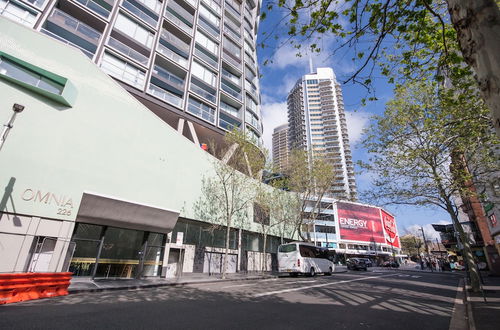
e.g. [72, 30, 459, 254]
[309, 55, 314, 74]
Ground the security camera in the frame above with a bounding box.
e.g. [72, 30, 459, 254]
[12, 103, 25, 113]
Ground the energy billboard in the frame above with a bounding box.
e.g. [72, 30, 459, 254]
[380, 209, 400, 248]
[337, 202, 385, 243]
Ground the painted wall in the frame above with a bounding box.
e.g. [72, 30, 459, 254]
[0, 18, 294, 240]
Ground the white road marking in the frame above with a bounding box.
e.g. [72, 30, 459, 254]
[221, 283, 256, 289]
[253, 274, 396, 298]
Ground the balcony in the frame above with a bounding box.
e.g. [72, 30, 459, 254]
[74, 0, 111, 18]
[44, 8, 101, 54]
[224, 0, 240, 20]
[122, 0, 158, 27]
[194, 45, 218, 69]
[160, 30, 190, 56]
[221, 80, 242, 101]
[40, 28, 94, 58]
[151, 65, 185, 95]
[222, 51, 241, 70]
[221, 68, 241, 87]
[223, 24, 241, 43]
[107, 37, 149, 66]
[219, 112, 241, 131]
[198, 16, 220, 39]
[220, 101, 240, 118]
[190, 78, 216, 104]
[245, 80, 258, 99]
[165, 1, 194, 26]
[157, 43, 189, 68]
[148, 83, 183, 108]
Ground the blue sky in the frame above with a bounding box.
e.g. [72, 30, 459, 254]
[255, 2, 450, 240]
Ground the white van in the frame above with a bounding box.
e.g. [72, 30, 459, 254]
[278, 242, 335, 276]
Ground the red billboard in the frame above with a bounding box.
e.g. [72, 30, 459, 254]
[380, 209, 400, 248]
[337, 202, 385, 243]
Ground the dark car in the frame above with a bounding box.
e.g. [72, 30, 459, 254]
[359, 258, 373, 267]
[382, 261, 400, 268]
[346, 258, 368, 271]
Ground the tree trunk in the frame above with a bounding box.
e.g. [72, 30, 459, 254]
[447, 0, 500, 137]
[262, 232, 267, 273]
[445, 201, 481, 292]
[222, 219, 231, 279]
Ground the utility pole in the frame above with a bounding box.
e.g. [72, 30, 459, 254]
[421, 226, 433, 272]
[0, 104, 25, 152]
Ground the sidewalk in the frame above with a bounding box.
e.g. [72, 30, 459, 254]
[69, 266, 348, 294]
[466, 275, 500, 330]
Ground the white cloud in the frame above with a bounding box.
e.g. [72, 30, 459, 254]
[345, 110, 370, 145]
[404, 221, 451, 242]
[260, 101, 288, 154]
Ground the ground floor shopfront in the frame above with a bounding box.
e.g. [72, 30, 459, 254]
[0, 212, 284, 279]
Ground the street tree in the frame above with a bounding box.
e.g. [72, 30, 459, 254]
[253, 184, 301, 272]
[260, 0, 500, 136]
[194, 131, 260, 279]
[400, 234, 423, 258]
[286, 149, 336, 241]
[359, 80, 499, 291]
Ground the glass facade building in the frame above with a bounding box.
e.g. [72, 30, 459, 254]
[0, 0, 263, 146]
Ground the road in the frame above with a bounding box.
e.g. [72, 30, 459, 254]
[1, 270, 464, 330]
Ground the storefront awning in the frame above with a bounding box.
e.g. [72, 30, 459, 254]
[76, 192, 180, 233]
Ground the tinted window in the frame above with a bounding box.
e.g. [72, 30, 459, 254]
[299, 245, 317, 258]
[279, 244, 296, 253]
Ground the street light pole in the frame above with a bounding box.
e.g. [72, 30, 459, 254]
[421, 226, 433, 272]
[0, 104, 25, 152]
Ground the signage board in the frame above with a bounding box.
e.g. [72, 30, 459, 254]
[337, 202, 385, 244]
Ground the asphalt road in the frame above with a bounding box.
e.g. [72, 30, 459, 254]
[1, 270, 464, 330]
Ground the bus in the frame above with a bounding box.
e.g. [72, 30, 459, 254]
[277, 242, 335, 276]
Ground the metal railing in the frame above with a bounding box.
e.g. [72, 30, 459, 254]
[122, 0, 158, 26]
[47, 8, 101, 43]
[41, 28, 94, 58]
[156, 43, 188, 68]
[74, 0, 110, 18]
[107, 37, 149, 65]
[148, 84, 183, 107]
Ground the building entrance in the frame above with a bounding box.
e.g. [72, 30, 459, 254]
[68, 223, 165, 279]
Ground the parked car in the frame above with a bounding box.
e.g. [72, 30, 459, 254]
[382, 261, 400, 268]
[346, 258, 368, 271]
[359, 258, 373, 267]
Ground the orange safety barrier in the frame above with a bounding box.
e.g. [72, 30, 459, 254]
[0, 272, 72, 305]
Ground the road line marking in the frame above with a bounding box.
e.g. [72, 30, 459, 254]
[253, 274, 396, 298]
[222, 283, 255, 289]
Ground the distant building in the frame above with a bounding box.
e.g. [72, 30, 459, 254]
[301, 197, 402, 263]
[272, 123, 289, 171]
[287, 67, 356, 200]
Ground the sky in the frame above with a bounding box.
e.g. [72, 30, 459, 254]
[255, 2, 451, 240]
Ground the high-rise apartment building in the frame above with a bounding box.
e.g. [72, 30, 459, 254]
[287, 67, 357, 200]
[0, 0, 263, 146]
[271, 123, 288, 171]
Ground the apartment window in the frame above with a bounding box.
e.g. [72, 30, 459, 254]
[220, 100, 239, 117]
[25, 0, 47, 9]
[191, 61, 217, 87]
[100, 52, 145, 88]
[0, 0, 37, 27]
[199, 3, 220, 27]
[201, 0, 221, 15]
[0, 55, 63, 94]
[223, 38, 241, 59]
[195, 31, 218, 55]
[187, 96, 215, 123]
[315, 225, 336, 234]
[307, 79, 318, 84]
[114, 13, 155, 48]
